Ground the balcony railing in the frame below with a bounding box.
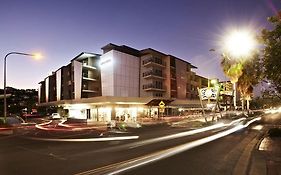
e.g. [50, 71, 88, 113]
[82, 63, 97, 70]
[82, 77, 98, 81]
[142, 57, 166, 67]
[143, 84, 166, 91]
[142, 71, 165, 79]
[82, 87, 100, 93]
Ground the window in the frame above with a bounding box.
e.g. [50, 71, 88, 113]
[153, 93, 163, 97]
[170, 57, 176, 67]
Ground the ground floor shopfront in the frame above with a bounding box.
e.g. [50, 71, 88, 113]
[41, 96, 205, 123]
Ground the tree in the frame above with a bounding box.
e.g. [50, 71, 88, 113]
[220, 55, 243, 83]
[221, 52, 263, 111]
[236, 53, 263, 110]
[261, 12, 281, 94]
[220, 54, 244, 109]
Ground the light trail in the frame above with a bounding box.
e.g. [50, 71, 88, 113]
[125, 118, 246, 149]
[57, 119, 72, 128]
[75, 117, 260, 175]
[68, 118, 247, 158]
[35, 120, 53, 130]
[35, 120, 106, 132]
[27, 135, 139, 142]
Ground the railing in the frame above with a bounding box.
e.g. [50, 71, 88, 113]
[82, 77, 98, 81]
[82, 63, 97, 70]
[142, 57, 166, 67]
[143, 84, 165, 91]
[82, 87, 100, 93]
[142, 71, 164, 78]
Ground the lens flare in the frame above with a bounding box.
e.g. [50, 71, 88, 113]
[224, 29, 256, 58]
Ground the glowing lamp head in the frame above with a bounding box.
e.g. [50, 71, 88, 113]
[210, 79, 218, 85]
[32, 53, 42, 60]
[224, 30, 256, 58]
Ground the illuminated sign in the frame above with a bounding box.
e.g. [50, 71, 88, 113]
[199, 87, 219, 100]
[159, 101, 165, 108]
[100, 57, 112, 67]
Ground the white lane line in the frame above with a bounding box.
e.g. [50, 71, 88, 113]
[27, 135, 139, 142]
[75, 117, 260, 175]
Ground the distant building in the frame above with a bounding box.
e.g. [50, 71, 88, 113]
[38, 43, 209, 122]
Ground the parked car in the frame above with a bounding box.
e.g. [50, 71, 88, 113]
[51, 113, 61, 119]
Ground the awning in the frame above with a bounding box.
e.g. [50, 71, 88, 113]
[145, 99, 174, 106]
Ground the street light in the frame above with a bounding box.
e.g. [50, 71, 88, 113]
[224, 29, 256, 59]
[3, 52, 42, 123]
[222, 29, 257, 110]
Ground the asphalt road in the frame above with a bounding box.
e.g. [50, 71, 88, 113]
[121, 126, 262, 175]
[0, 117, 268, 175]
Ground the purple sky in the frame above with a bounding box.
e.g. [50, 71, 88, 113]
[0, 0, 280, 89]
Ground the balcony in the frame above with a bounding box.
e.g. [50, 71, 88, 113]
[142, 71, 165, 79]
[82, 63, 97, 70]
[82, 87, 99, 93]
[82, 89, 99, 93]
[171, 74, 176, 80]
[143, 84, 166, 92]
[142, 57, 166, 68]
[82, 77, 98, 81]
[82, 85, 100, 93]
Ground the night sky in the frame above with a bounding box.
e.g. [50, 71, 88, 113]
[0, 0, 280, 89]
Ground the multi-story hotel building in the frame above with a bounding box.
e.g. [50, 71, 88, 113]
[38, 43, 208, 122]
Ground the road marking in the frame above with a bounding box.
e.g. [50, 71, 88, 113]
[75, 117, 260, 175]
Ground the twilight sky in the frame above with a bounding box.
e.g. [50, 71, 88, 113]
[0, 0, 280, 89]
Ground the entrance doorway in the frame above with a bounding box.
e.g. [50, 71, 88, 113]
[86, 109, 91, 119]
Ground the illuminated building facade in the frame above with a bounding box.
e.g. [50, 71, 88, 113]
[38, 43, 208, 122]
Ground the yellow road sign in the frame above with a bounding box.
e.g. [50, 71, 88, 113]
[159, 101, 165, 108]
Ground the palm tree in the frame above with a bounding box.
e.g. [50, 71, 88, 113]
[236, 53, 263, 111]
[220, 54, 243, 109]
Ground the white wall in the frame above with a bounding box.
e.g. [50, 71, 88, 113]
[100, 50, 140, 97]
[45, 77, 49, 102]
[38, 84, 41, 103]
[100, 51, 114, 96]
[68, 109, 86, 119]
[73, 60, 82, 100]
[56, 69, 62, 101]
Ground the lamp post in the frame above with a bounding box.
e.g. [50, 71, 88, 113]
[3, 52, 41, 123]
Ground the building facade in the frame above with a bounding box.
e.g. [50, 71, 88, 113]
[38, 43, 209, 122]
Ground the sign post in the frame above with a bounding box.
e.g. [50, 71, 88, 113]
[158, 101, 165, 118]
[198, 86, 222, 122]
[197, 87, 206, 122]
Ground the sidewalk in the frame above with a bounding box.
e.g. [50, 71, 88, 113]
[258, 136, 281, 174]
[250, 127, 281, 175]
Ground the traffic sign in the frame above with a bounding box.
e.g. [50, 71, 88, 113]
[159, 101, 165, 108]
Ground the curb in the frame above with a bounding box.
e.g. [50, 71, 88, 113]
[232, 136, 259, 175]
[0, 128, 13, 135]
